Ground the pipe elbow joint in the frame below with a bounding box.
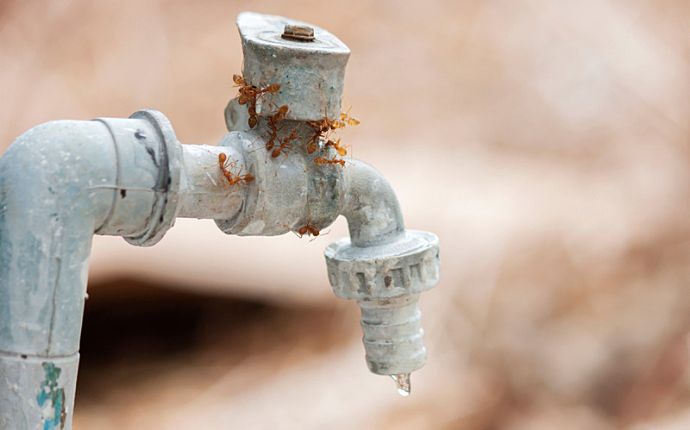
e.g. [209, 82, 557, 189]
[0, 111, 181, 430]
[0, 110, 181, 357]
[1, 120, 119, 234]
[0, 119, 119, 358]
[0, 110, 183, 248]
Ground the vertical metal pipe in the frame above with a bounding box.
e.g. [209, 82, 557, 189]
[0, 111, 181, 429]
[0, 120, 116, 429]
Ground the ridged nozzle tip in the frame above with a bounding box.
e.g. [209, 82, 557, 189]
[359, 295, 427, 375]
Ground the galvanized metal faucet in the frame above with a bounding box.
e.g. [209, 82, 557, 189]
[0, 12, 439, 429]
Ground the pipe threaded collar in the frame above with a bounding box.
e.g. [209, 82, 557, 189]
[324, 230, 439, 375]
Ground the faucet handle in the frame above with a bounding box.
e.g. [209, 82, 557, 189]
[324, 230, 440, 388]
[236, 12, 350, 121]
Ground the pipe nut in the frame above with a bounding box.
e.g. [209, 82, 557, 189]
[93, 110, 182, 246]
[124, 110, 182, 246]
[324, 230, 440, 301]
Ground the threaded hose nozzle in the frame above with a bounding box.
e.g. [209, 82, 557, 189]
[325, 230, 440, 392]
[359, 295, 426, 375]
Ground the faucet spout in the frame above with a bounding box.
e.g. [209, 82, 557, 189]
[326, 160, 440, 388]
[227, 10, 442, 393]
[340, 159, 405, 247]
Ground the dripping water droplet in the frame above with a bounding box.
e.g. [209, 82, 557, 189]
[390, 373, 411, 397]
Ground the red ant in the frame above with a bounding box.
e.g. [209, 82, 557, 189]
[305, 109, 359, 156]
[314, 156, 346, 167]
[265, 105, 289, 151]
[305, 116, 336, 155]
[296, 223, 320, 238]
[338, 109, 360, 127]
[324, 138, 348, 156]
[233, 74, 281, 129]
[271, 128, 299, 158]
[306, 137, 320, 155]
[218, 153, 254, 185]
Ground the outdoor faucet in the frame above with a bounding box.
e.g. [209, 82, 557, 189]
[0, 12, 440, 429]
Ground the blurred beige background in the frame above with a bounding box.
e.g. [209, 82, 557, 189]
[1, 0, 690, 429]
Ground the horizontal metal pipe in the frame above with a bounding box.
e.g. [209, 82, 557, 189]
[0, 108, 430, 427]
[177, 143, 247, 220]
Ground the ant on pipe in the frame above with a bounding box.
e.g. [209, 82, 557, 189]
[271, 128, 299, 158]
[265, 105, 289, 152]
[218, 152, 254, 185]
[233, 74, 280, 129]
[324, 138, 348, 156]
[306, 108, 359, 161]
[296, 223, 320, 238]
[314, 156, 346, 167]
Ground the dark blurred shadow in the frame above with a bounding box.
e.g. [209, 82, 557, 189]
[76, 279, 355, 407]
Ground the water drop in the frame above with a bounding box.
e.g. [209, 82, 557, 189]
[390, 373, 411, 397]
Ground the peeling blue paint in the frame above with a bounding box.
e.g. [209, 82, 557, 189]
[36, 362, 66, 430]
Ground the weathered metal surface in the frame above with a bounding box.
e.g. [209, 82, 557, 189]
[0, 352, 78, 430]
[122, 110, 182, 247]
[326, 230, 440, 301]
[177, 144, 246, 220]
[214, 121, 343, 236]
[237, 12, 350, 121]
[281, 24, 315, 42]
[326, 228, 440, 375]
[0, 120, 116, 357]
[0, 112, 181, 428]
[0, 10, 440, 428]
[93, 112, 181, 244]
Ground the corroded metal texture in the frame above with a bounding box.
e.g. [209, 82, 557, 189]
[237, 12, 350, 121]
[0, 352, 79, 430]
[0, 111, 181, 429]
[0, 11, 440, 428]
[122, 110, 182, 247]
[325, 230, 440, 375]
[0, 120, 117, 357]
[325, 231, 440, 300]
[214, 120, 343, 236]
[93, 110, 182, 245]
